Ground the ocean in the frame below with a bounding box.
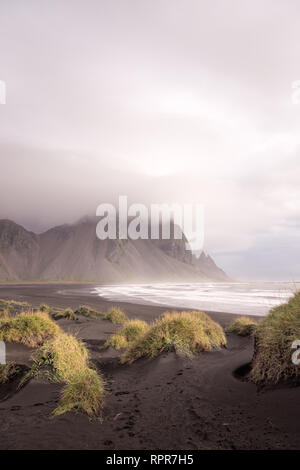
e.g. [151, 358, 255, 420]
[94, 281, 300, 316]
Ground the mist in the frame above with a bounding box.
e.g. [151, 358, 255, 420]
[1, 0, 300, 280]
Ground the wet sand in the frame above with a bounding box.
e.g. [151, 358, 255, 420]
[0, 283, 299, 450]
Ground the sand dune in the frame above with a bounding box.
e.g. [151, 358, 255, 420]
[0, 284, 299, 450]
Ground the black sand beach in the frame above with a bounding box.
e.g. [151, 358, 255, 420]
[0, 284, 299, 450]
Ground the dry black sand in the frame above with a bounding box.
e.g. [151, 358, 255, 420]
[0, 283, 299, 450]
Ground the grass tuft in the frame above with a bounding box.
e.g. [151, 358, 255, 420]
[121, 311, 226, 363]
[0, 304, 104, 417]
[0, 299, 30, 315]
[0, 308, 10, 319]
[105, 319, 149, 350]
[226, 316, 257, 336]
[0, 311, 61, 347]
[103, 307, 129, 324]
[53, 308, 76, 321]
[53, 368, 103, 417]
[39, 304, 52, 314]
[24, 332, 104, 417]
[0, 362, 20, 384]
[250, 291, 300, 384]
[74, 305, 103, 319]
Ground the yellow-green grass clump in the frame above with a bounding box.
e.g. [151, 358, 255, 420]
[0, 308, 10, 319]
[0, 299, 30, 315]
[103, 307, 129, 324]
[25, 332, 104, 417]
[0, 363, 20, 384]
[0, 310, 104, 416]
[250, 291, 300, 384]
[56, 368, 104, 417]
[0, 311, 61, 347]
[53, 308, 76, 321]
[74, 305, 103, 319]
[39, 304, 52, 314]
[226, 316, 257, 336]
[105, 319, 149, 350]
[121, 311, 226, 363]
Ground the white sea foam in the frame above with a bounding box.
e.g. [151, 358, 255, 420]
[94, 282, 299, 315]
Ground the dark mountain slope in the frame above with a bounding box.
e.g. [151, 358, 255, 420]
[0, 218, 228, 282]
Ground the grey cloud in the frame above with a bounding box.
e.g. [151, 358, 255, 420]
[0, 0, 300, 279]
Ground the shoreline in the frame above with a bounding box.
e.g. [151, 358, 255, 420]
[0, 283, 264, 327]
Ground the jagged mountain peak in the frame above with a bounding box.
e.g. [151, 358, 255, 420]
[0, 218, 228, 282]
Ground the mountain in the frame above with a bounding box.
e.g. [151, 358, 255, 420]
[193, 251, 228, 280]
[0, 218, 228, 282]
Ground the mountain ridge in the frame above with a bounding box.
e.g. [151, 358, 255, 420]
[0, 218, 228, 282]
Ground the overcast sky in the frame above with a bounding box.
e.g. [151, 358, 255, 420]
[0, 0, 300, 280]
